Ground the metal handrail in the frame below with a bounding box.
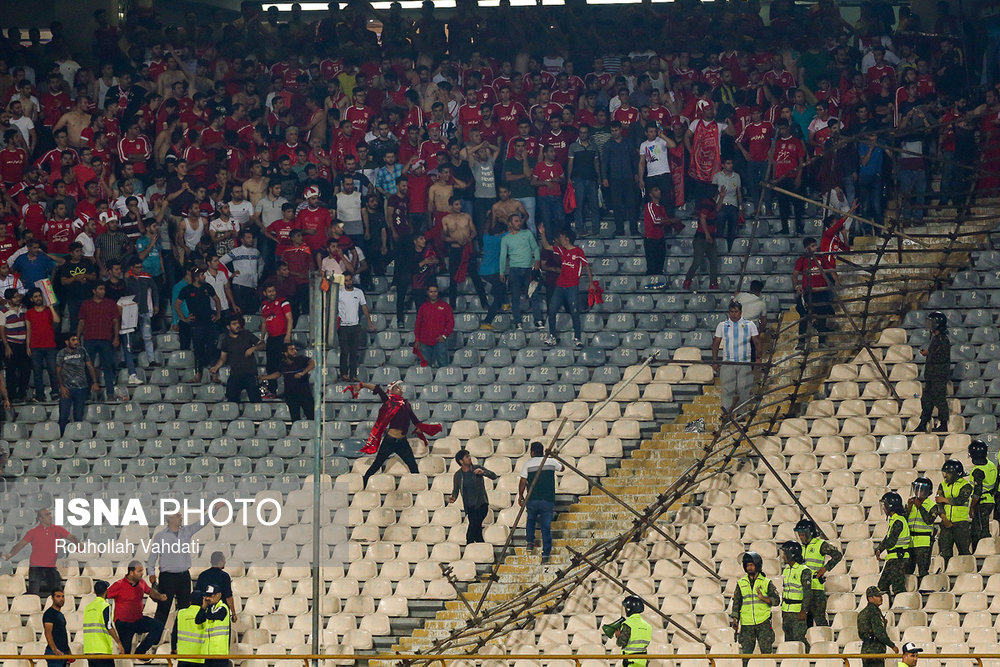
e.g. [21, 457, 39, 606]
[0, 654, 990, 666]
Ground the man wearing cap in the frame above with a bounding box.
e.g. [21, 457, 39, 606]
[83, 579, 124, 667]
[899, 643, 923, 666]
[712, 301, 760, 422]
[198, 584, 232, 667]
[857, 586, 896, 667]
[296, 186, 333, 252]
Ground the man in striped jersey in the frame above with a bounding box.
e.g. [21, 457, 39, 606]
[712, 301, 760, 422]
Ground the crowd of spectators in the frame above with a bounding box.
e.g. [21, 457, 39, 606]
[0, 0, 987, 403]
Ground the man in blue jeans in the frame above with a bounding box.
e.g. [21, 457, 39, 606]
[538, 224, 593, 349]
[519, 441, 564, 564]
[55, 334, 100, 435]
[499, 213, 542, 329]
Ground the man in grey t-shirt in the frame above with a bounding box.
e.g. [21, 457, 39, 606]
[448, 448, 499, 544]
[55, 334, 100, 435]
[712, 157, 743, 252]
[465, 137, 499, 233]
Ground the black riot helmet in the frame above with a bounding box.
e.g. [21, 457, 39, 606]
[880, 491, 904, 514]
[942, 459, 965, 480]
[623, 595, 645, 616]
[928, 311, 947, 332]
[794, 519, 818, 541]
[742, 551, 763, 573]
[970, 439, 988, 463]
[779, 540, 803, 564]
[911, 477, 933, 499]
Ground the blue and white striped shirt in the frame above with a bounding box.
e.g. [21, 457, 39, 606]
[714, 317, 758, 363]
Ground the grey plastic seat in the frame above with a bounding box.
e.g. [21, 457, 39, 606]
[902, 310, 927, 329]
[108, 438, 141, 459]
[953, 270, 980, 288]
[638, 312, 667, 332]
[974, 250, 1000, 268]
[431, 402, 462, 422]
[546, 383, 576, 402]
[388, 346, 417, 367]
[451, 384, 483, 403]
[207, 402, 239, 421]
[192, 421, 224, 440]
[420, 384, 450, 402]
[545, 348, 576, 368]
[455, 313, 480, 332]
[189, 457, 220, 475]
[592, 257, 619, 275]
[324, 421, 352, 440]
[374, 292, 396, 313]
[958, 290, 989, 308]
[592, 366, 623, 383]
[258, 420, 287, 439]
[26, 458, 57, 476]
[161, 421, 191, 439]
[581, 313, 603, 333]
[982, 361, 1000, 380]
[982, 270, 1000, 287]
[497, 402, 528, 421]
[365, 348, 387, 367]
[968, 415, 998, 434]
[243, 403, 273, 421]
[621, 257, 646, 274]
[599, 293, 622, 313]
[686, 294, 713, 311]
[591, 332, 620, 350]
[465, 366, 494, 385]
[239, 438, 271, 458]
[964, 309, 994, 327]
[404, 366, 434, 385]
[376, 331, 402, 350]
[434, 366, 464, 385]
[127, 458, 157, 476]
[607, 238, 637, 256]
[226, 419, 257, 439]
[965, 397, 993, 415]
[529, 366, 558, 384]
[78, 440, 108, 459]
[497, 366, 528, 384]
[164, 384, 194, 402]
[513, 349, 543, 368]
[625, 295, 655, 312]
[958, 379, 986, 398]
[927, 291, 957, 308]
[745, 256, 775, 274]
[481, 384, 513, 402]
[339, 403, 372, 421]
[144, 403, 175, 423]
[127, 421, 157, 439]
[562, 366, 590, 383]
[287, 421, 314, 439]
[657, 293, 684, 312]
[607, 276, 637, 292]
[514, 383, 545, 403]
[467, 330, 497, 351]
[340, 438, 367, 458]
[172, 473, 205, 492]
[30, 422, 61, 442]
[609, 348, 639, 367]
[622, 332, 650, 349]
[149, 368, 179, 386]
[221, 457, 253, 477]
[762, 238, 791, 255]
[453, 348, 477, 367]
[157, 456, 188, 475]
[578, 348, 607, 367]
[237, 474, 270, 494]
[972, 327, 1000, 344]
[484, 349, 514, 368]
[673, 313, 698, 332]
[464, 402, 494, 421]
[954, 361, 981, 380]
[111, 402, 142, 424]
[84, 404, 114, 423]
[952, 344, 977, 361]
[947, 325, 968, 342]
[652, 331, 682, 351]
[2, 422, 26, 440]
[208, 437, 238, 457]
[62, 458, 89, 476]
[606, 314, 636, 333]
[197, 384, 226, 403]
[48, 440, 76, 459]
[500, 330, 527, 350]
[683, 330, 713, 348]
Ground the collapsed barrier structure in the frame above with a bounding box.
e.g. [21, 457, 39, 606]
[384, 109, 1000, 664]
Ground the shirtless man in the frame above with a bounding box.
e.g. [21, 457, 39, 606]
[156, 56, 190, 99]
[441, 196, 488, 309]
[242, 162, 269, 206]
[53, 96, 93, 148]
[428, 165, 465, 221]
[488, 184, 529, 228]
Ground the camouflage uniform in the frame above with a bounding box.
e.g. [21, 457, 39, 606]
[919, 329, 950, 427]
[875, 515, 909, 596]
[938, 480, 973, 563]
[969, 463, 997, 551]
[802, 538, 843, 627]
[781, 566, 813, 651]
[904, 497, 937, 579]
[730, 576, 780, 666]
[858, 601, 894, 667]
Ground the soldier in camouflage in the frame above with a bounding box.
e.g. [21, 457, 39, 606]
[857, 586, 897, 667]
[778, 541, 812, 651]
[905, 477, 937, 579]
[874, 492, 910, 601]
[730, 552, 780, 666]
[937, 459, 973, 564]
[917, 311, 950, 433]
[968, 439, 997, 551]
[795, 519, 842, 627]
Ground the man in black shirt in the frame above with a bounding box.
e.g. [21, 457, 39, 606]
[43, 589, 71, 666]
[165, 160, 197, 216]
[210, 316, 263, 402]
[194, 551, 237, 622]
[260, 342, 316, 421]
[174, 267, 221, 383]
[55, 242, 98, 333]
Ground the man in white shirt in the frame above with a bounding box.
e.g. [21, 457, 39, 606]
[75, 217, 97, 258]
[227, 185, 254, 228]
[712, 301, 760, 422]
[209, 202, 239, 256]
[638, 123, 677, 214]
[113, 181, 148, 217]
[335, 176, 364, 246]
[336, 272, 375, 382]
[204, 253, 238, 319]
[712, 157, 743, 252]
[221, 230, 263, 315]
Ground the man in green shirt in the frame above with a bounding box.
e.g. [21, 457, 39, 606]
[499, 213, 541, 330]
[518, 441, 562, 563]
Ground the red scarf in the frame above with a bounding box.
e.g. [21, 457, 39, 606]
[688, 119, 721, 183]
[453, 244, 474, 284]
[361, 393, 442, 454]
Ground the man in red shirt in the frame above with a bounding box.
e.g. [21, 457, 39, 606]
[76, 282, 120, 398]
[0, 129, 27, 186]
[2, 508, 80, 595]
[770, 120, 806, 234]
[493, 86, 528, 142]
[117, 123, 151, 177]
[419, 123, 448, 170]
[25, 287, 61, 402]
[642, 184, 671, 289]
[414, 284, 454, 368]
[295, 186, 333, 252]
[763, 56, 797, 92]
[44, 203, 75, 256]
[280, 229, 312, 319]
[505, 119, 539, 159]
[345, 87, 374, 134]
[260, 283, 293, 397]
[106, 561, 168, 658]
[792, 237, 835, 349]
[531, 146, 565, 230]
[540, 115, 571, 167]
[538, 224, 592, 348]
[866, 47, 896, 95]
[736, 108, 774, 215]
[612, 89, 640, 128]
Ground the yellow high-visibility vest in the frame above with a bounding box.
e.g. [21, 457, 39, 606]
[176, 604, 206, 664]
[803, 538, 827, 591]
[884, 514, 911, 560]
[908, 497, 936, 548]
[82, 597, 113, 655]
[737, 575, 772, 626]
[781, 563, 807, 612]
[970, 462, 998, 505]
[942, 478, 971, 523]
[203, 602, 231, 655]
[621, 614, 652, 667]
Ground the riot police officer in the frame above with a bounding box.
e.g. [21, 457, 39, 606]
[937, 459, 972, 564]
[778, 541, 813, 650]
[795, 518, 842, 627]
[968, 439, 997, 550]
[874, 492, 910, 600]
[730, 552, 780, 664]
[906, 477, 937, 579]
